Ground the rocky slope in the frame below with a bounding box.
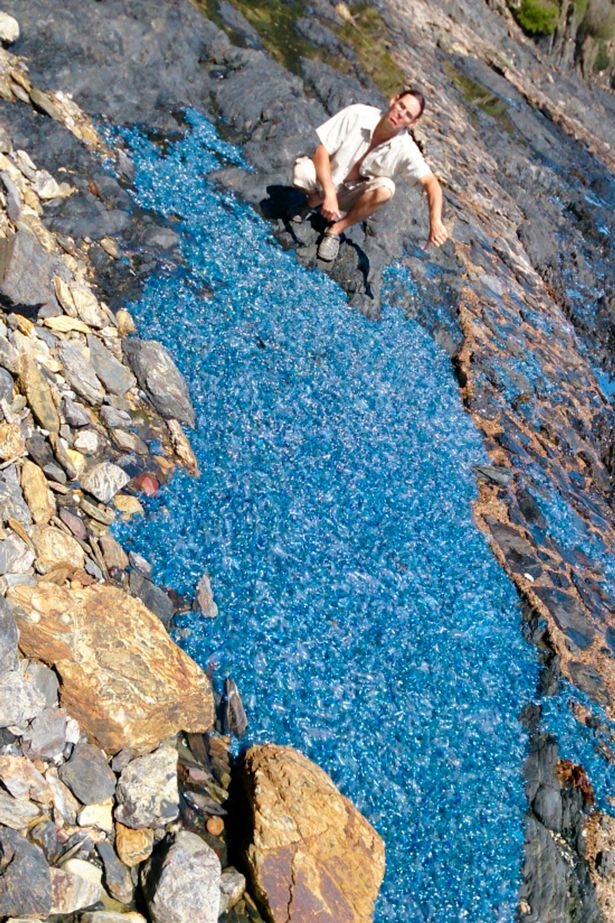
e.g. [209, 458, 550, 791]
[0, 0, 613, 921]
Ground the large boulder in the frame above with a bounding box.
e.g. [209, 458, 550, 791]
[123, 338, 195, 427]
[8, 582, 214, 752]
[241, 744, 385, 923]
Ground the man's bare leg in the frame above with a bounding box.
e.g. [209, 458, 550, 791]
[326, 186, 393, 237]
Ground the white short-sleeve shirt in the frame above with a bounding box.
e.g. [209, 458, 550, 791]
[315, 104, 432, 188]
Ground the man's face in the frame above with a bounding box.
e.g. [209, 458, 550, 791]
[386, 94, 422, 130]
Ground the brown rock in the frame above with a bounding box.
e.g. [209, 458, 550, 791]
[18, 354, 60, 434]
[32, 525, 85, 574]
[242, 745, 385, 923]
[8, 582, 214, 752]
[21, 459, 54, 524]
[0, 422, 25, 460]
[206, 816, 224, 837]
[98, 533, 129, 572]
[115, 823, 154, 868]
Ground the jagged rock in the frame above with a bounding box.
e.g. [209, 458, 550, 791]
[0, 421, 25, 460]
[116, 823, 155, 867]
[21, 459, 54, 524]
[0, 598, 19, 671]
[96, 840, 134, 904]
[0, 828, 52, 916]
[8, 582, 214, 751]
[114, 745, 179, 829]
[87, 335, 136, 396]
[81, 461, 130, 504]
[196, 573, 218, 618]
[58, 341, 104, 406]
[0, 366, 14, 402]
[53, 279, 105, 327]
[0, 755, 52, 804]
[241, 744, 385, 923]
[223, 678, 248, 740]
[32, 524, 85, 573]
[123, 338, 195, 427]
[100, 404, 130, 428]
[59, 742, 117, 805]
[45, 767, 81, 825]
[0, 789, 42, 828]
[0, 533, 35, 576]
[50, 863, 101, 914]
[141, 830, 221, 923]
[0, 669, 46, 726]
[534, 586, 595, 649]
[62, 396, 91, 427]
[18, 354, 60, 433]
[23, 660, 59, 706]
[0, 333, 19, 374]
[98, 533, 128, 572]
[22, 706, 68, 761]
[129, 570, 174, 628]
[219, 868, 246, 914]
[0, 228, 64, 313]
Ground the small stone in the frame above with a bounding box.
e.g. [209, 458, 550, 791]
[51, 863, 101, 914]
[0, 670, 46, 726]
[132, 472, 160, 497]
[115, 309, 136, 336]
[58, 507, 87, 540]
[196, 574, 218, 618]
[0, 14, 20, 45]
[141, 831, 221, 923]
[73, 430, 100, 454]
[96, 840, 134, 904]
[0, 421, 25, 460]
[0, 755, 52, 804]
[100, 405, 130, 429]
[219, 868, 246, 914]
[115, 823, 154, 868]
[112, 430, 148, 454]
[206, 816, 224, 836]
[0, 533, 35, 576]
[45, 767, 80, 825]
[32, 524, 85, 573]
[123, 339, 195, 427]
[62, 397, 91, 427]
[223, 679, 248, 740]
[59, 743, 117, 806]
[21, 460, 54, 524]
[0, 789, 42, 828]
[88, 335, 136, 396]
[98, 533, 129, 572]
[0, 828, 52, 916]
[22, 706, 68, 761]
[0, 598, 19, 670]
[18, 354, 60, 433]
[114, 745, 179, 829]
[78, 800, 114, 833]
[81, 914, 147, 923]
[22, 661, 59, 706]
[58, 342, 104, 406]
[81, 462, 130, 505]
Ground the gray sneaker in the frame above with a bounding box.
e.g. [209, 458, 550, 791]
[317, 232, 341, 261]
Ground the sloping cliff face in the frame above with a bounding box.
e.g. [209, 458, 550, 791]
[1, 0, 614, 920]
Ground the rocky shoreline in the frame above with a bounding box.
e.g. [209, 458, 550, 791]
[0, 1, 613, 922]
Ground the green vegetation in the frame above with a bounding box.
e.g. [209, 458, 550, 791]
[513, 0, 561, 35]
[334, 4, 405, 96]
[594, 38, 611, 67]
[443, 61, 518, 136]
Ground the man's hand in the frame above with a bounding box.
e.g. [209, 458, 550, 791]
[320, 192, 341, 223]
[427, 218, 449, 247]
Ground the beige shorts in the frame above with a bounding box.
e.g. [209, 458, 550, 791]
[291, 154, 396, 211]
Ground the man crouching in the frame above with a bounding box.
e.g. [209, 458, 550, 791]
[291, 87, 448, 261]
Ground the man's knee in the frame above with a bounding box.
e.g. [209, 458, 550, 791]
[371, 177, 395, 201]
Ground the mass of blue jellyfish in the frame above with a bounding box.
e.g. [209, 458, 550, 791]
[110, 109, 556, 921]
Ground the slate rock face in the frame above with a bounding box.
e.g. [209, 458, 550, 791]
[0, 227, 65, 312]
[123, 338, 195, 427]
[87, 334, 136, 396]
[8, 582, 215, 752]
[115, 746, 179, 829]
[0, 828, 53, 917]
[241, 744, 385, 923]
[59, 742, 117, 805]
[141, 830, 221, 923]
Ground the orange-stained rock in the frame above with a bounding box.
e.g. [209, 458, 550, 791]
[7, 582, 214, 752]
[242, 744, 385, 923]
[115, 823, 154, 867]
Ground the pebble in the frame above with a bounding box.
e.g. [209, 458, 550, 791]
[59, 743, 117, 806]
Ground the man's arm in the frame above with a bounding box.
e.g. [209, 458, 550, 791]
[420, 173, 448, 247]
[312, 144, 341, 223]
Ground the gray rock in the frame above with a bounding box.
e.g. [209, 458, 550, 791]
[22, 707, 68, 761]
[123, 339, 195, 427]
[0, 828, 52, 916]
[223, 678, 248, 740]
[141, 830, 221, 923]
[595, 849, 615, 877]
[112, 429, 148, 454]
[0, 597, 19, 671]
[196, 573, 218, 618]
[96, 840, 134, 904]
[115, 745, 179, 829]
[0, 334, 19, 374]
[87, 335, 136, 396]
[534, 587, 595, 649]
[532, 783, 562, 832]
[0, 172, 22, 221]
[0, 533, 36, 576]
[568, 661, 610, 706]
[50, 865, 101, 914]
[58, 341, 105, 406]
[62, 396, 92, 427]
[0, 366, 14, 403]
[0, 228, 65, 313]
[0, 789, 42, 828]
[100, 404, 131, 429]
[59, 743, 117, 805]
[0, 465, 32, 525]
[219, 868, 246, 914]
[0, 670, 46, 727]
[81, 461, 130, 504]
[22, 661, 60, 706]
[129, 570, 174, 628]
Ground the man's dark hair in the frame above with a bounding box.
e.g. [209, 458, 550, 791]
[399, 86, 426, 118]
